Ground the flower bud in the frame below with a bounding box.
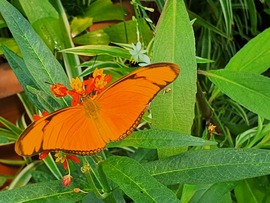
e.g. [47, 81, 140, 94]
[62, 175, 72, 187]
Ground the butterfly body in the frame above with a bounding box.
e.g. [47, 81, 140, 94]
[15, 63, 180, 156]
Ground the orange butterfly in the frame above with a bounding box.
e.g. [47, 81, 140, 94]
[15, 63, 180, 156]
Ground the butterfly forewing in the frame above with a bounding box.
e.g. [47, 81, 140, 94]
[15, 63, 180, 156]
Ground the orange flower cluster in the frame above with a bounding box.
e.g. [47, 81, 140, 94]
[50, 68, 112, 106]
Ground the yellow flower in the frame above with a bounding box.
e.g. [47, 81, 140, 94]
[55, 152, 66, 163]
[70, 77, 84, 94]
[93, 68, 106, 78]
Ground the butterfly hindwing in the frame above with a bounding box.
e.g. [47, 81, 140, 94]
[15, 106, 107, 155]
[15, 63, 180, 156]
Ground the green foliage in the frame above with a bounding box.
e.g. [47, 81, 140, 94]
[1, 0, 270, 202]
[152, 0, 197, 135]
[102, 156, 180, 203]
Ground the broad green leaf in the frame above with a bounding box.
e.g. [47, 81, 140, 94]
[234, 178, 269, 203]
[102, 156, 180, 203]
[85, 0, 124, 22]
[0, 179, 87, 202]
[188, 182, 235, 203]
[204, 69, 270, 120]
[18, 0, 61, 51]
[0, 0, 69, 109]
[103, 20, 153, 45]
[82, 193, 105, 203]
[107, 129, 216, 149]
[144, 148, 270, 185]
[152, 0, 197, 134]
[225, 28, 270, 74]
[62, 45, 131, 59]
[70, 17, 93, 37]
[73, 30, 110, 45]
[18, 0, 58, 22]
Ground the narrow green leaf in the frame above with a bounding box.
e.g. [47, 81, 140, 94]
[219, 0, 233, 35]
[107, 129, 216, 149]
[61, 45, 131, 59]
[50, 0, 82, 78]
[102, 156, 180, 203]
[0, 38, 20, 55]
[0, 179, 87, 202]
[8, 161, 41, 189]
[204, 69, 270, 120]
[0, 127, 18, 144]
[1, 46, 56, 111]
[246, 0, 258, 35]
[26, 86, 64, 112]
[0, 0, 69, 108]
[152, 0, 197, 134]
[0, 117, 22, 137]
[188, 10, 229, 39]
[144, 148, 270, 185]
[225, 28, 270, 74]
[42, 153, 62, 180]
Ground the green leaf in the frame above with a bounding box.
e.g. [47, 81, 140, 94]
[107, 129, 216, 149]
[102, 156, 180, 203]
[85, 0, 124, 22]
[225, 28, 270, 74]
[152, 0, 197, 134]
[0, 127, 18, 145]
[234, 177, 270, 203]
[8, 161, 41, 189]
[0, 176, 6, 187]
[61, 45, 131, 59]
[18, 0, 81, 78]
[0, 38, 20, 56]
[0, 0, 69, 109]
[0, 179, 87, 202]
[0, 117, 22, 137]
[26, 86, 64, 112]
[188, 10, 229, 39]
[188, 182, 235, 203]
[70, 17, 93, 37]
[144, 148, 270, 185]
[42, 153, 62, 180]
[204, 69, 270, 120]
[1, 46, 58, 111]
[103, 20, 153, 44]
[73, 30, 110, 45]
